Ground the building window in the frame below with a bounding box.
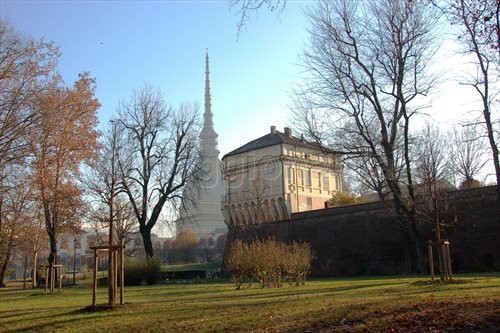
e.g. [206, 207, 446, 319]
[306, 197, 312, 210]
[305, 169, 311, 187]
[335, 175, 342, 191]
[299, 169, 304, 186]
[314, 171, 321, 188]
[322, 173, 330, 189]
[288, 166, 295, 184]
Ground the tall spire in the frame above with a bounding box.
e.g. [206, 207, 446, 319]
[201, 49, 219, 157]
[204, 49, 214, 131]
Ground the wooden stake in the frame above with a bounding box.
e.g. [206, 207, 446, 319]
[444, 240, 453, 281]
[45, 265, 48, 292]
[50, 266, 54, 293]
[113, 249, 117, 302]
[120, 239, 124, 305]
[92, 250, 98, 306]
[51, 265, 63, 292]
[428, 240, 434, 280]
[439, 241, 446, 280]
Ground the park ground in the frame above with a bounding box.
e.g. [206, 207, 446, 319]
[0, 272, 499, 332]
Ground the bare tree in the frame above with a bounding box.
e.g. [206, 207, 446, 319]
[441, 0, 500, 206]
[116, 86, 201, 258]
[451, 124, 488, 188]
[292, 0, 438, 273]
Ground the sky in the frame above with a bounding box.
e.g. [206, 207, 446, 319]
[0, 0, 311, 157]
[0, 0, 495, 175]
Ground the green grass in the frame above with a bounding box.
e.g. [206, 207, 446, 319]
[0, 274, 499, 332]
[162, 262, 221, 272]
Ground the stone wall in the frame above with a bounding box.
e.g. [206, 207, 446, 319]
[224, 186, 500, 276]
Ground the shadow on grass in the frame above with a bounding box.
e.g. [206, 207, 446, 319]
[71, 304, 120, 314]
[410, 278, 476, 286]
[4, 305, 130, 333]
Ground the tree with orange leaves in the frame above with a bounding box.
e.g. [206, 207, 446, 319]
[29, 72, 100, 275]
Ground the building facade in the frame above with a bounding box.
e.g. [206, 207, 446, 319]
[176, 51, 227, 240]
[221, 126, 342, 227]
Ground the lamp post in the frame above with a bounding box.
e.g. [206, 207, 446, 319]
[73, 237, 77, 286]
[108, 119, 117, 305]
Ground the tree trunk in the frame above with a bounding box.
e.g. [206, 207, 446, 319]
[32, 251, 38, 289]
[479, 77, 500, 216]
[22, 253, 29, 290]
[47, 228, 57, 285]
[484, 113, 500, 216]
[392, 195, 422, 274]
[409, 214, 425, 274]
[0, 237, 13, 287]
[402, 110, 425, 274]
[140, 225, 154, 258]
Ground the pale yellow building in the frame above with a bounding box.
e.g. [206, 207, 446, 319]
[221, 126, 342, 227]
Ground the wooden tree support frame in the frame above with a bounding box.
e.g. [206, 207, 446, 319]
[44, 264, 63, 293]
[428, 239, 453, 281]
[91, 240, 125, 307]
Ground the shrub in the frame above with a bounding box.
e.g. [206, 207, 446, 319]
[225, 240, 249, 289]
[124, 257, 146, 286]
[97, 276, 108, 287]
[35, 265, 46, 288]
[226, 238, 314, 289]
[144, 256, 161, 285]
[123, 256, 163, 286]
[286, 241, 314, 286]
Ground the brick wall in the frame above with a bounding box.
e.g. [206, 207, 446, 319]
[224, 186, 500, 276]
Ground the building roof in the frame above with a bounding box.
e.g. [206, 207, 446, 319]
[223, 127, 324, 159]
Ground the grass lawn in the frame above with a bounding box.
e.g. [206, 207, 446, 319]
[162, 262, 221, 272]
[0, 274, 498, 332]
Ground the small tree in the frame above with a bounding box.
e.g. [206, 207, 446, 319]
[414, 123, 456, 280]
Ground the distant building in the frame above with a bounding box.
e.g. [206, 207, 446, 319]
[221, 126, 342, 227]
[176, 51, 227, 241]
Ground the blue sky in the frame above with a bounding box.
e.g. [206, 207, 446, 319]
[1, 0, 309, 156]
[0, 0, 492, 163]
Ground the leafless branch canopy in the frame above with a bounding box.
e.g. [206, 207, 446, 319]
[229, 0, 287, 38]
[115, 85, 201, 257]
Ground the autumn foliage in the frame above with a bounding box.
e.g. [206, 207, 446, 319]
[225, 238, 314, 289]
[327, 191, 362, 207]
